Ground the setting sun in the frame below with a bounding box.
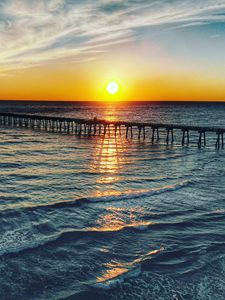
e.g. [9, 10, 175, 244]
[106, 81, 119, 95]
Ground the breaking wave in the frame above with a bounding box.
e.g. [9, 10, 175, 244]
[0, 180, 191, 213]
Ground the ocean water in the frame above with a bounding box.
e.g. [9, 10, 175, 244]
[0, 101, 225, 300]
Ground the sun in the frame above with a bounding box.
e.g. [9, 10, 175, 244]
[106, 81, 119, 95]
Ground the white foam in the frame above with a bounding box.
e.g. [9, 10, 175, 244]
[0, 227, 59, 256]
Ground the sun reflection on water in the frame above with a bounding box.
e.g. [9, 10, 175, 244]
[101, 106, 119, 122]
[91, 107, 124, 186]
[89, 107, 161, 286]
[96, 246, 165, 283]
[91, 206, 153, 232]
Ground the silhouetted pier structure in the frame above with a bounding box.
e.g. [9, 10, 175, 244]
[0, 112, 225, 148]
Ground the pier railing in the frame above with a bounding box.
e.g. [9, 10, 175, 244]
[0, 112, 224, 148]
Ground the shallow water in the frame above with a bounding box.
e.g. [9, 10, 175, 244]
[0, 102, 225, 299]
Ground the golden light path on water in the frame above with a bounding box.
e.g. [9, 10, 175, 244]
[96, 247, 165, 284]
[91, 106, 122, 186]
[89, 106, 162, 284]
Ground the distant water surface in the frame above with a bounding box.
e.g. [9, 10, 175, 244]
[0, 101, 225, 300]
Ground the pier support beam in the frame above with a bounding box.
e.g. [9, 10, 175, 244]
[151, 127, 159, 142]
[78, 124, 82, 136]
[103, 125, 107, 135]
[143, 126, 146, 139]
[88, 124, 92, 136]
[216, 132, 224, 149]
[182, 129, 189, 145]
[126, 126, 129, 138]
[166, 128, 174, 144]
[198, 131, 206, 148]
[138, 126, 145, 139]
[125, 126, 133, 138]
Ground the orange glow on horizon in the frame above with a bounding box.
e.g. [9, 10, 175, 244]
[0, 60, 225, 102]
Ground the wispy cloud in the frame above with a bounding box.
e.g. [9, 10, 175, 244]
[0, 0, 225, 73]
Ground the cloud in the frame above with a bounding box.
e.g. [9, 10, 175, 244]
[0, 0, 225, 73]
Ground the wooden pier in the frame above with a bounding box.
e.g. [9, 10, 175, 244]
[0, 112, 225, 148]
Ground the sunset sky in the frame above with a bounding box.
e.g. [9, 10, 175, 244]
[0, 0, 225, 101]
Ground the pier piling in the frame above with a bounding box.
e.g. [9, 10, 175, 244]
[0, 113, 224, 149]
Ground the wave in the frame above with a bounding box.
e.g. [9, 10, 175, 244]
[90, 255, 225, 300]
[0, 220, 154, 257]
[49, 179, 191, 206]
[87, 220, 154, 233]
[211, 209, 225, 214]
[0, 180, 191, 213]
[94, 247, 165, 289]
[0, 226, 91, 257]
[0, 162, 21, 168]
[94, 267, 141, 290]
[0, 227, 59, 257]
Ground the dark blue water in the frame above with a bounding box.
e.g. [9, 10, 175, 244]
[0, 101, 225, 300]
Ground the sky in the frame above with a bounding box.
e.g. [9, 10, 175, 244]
[0, 0, 225, 101]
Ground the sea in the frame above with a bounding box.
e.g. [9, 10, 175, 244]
[0, 101, 225, 300]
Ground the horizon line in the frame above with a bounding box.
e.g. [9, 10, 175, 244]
[1, 99, 225, 103]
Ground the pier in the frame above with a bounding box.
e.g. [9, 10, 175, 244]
[0, 112, 225, 148]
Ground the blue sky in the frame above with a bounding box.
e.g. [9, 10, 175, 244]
[0, 0, 224, 72]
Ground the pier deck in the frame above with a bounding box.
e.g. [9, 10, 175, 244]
[0, 112, 224, 148]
